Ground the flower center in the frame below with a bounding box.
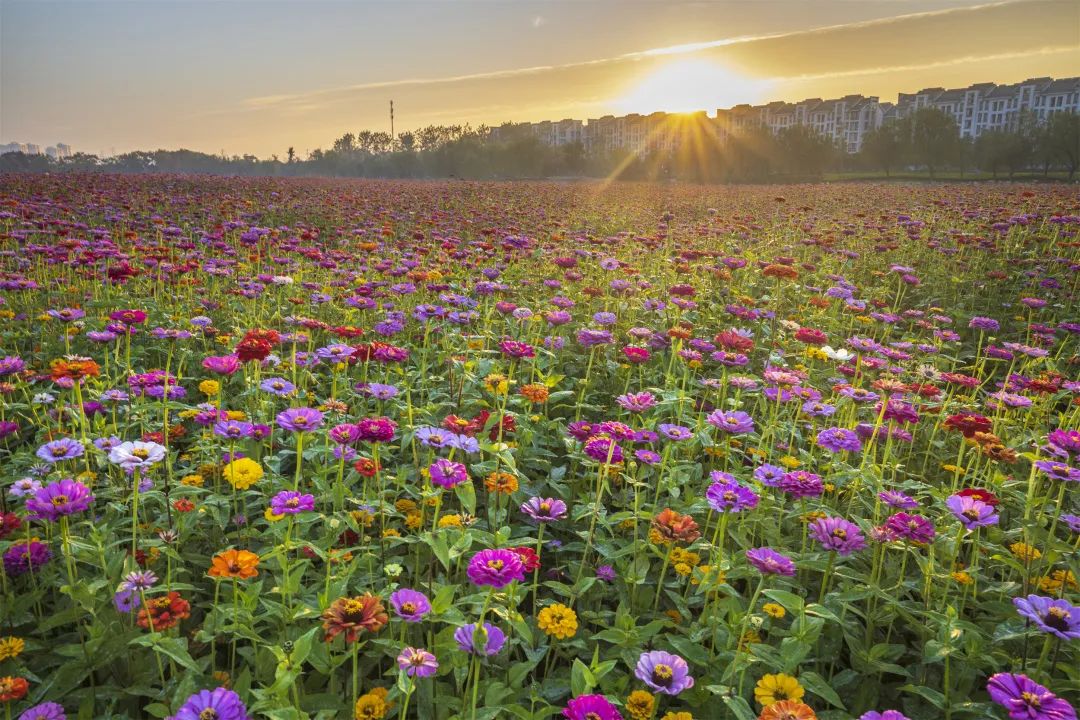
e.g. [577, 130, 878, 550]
[133, 448, 149, 459]
[832, 529, 847, 539]
[1043, 607, 1069, 631]
[199, 710, 220, 720]
[401, 602, 416, 614]
[1021, 691, 1041, 708]
[652, 663, 673, 685]
[51, 494, 69, 506]
[487, 559, 504, 571]
[285, 498, 300, 508]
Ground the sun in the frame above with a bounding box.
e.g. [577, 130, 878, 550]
[616, 58, 768, 115]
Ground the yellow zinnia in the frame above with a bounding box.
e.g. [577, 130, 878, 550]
[537, 603, 578, 640]
[754, 673, 804, 707]
[0, 636, 25, 661]
[223, 457, 264, 490]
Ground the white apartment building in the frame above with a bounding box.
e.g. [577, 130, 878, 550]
[2, 141, 73, 157]
[498, 76, 1078, 155]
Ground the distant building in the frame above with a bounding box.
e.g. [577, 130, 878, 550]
[494, 76, 1078, 155]
[2, 141, 74, 157]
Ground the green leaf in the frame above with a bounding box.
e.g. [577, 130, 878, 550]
[570, 658, 595, 696]
[799, 670, 846, 709]
[764, 589, 806, 613]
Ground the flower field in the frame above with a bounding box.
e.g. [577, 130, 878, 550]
[0, 174, 1077, 720]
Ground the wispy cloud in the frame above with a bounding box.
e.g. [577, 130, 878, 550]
[239, 0, 1036, 112]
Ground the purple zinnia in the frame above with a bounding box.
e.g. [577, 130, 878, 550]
[270, 491, 315, 515]
[562, 695, 622, 720]
[616, 392, 656, 413]
[583, 435, 623, 464]
[18, 703, 66, 720]
[706, 481, 759, 513]
[389, 588, 432, 623]
[885, 513, 936, 544]
[168, 687, 251, 720]
[429, 458, 469, 488]
[276, 407, 324, 432]
[809, 517, 867, 555]
[746, 547, 796, 576]
[467, 548, 526, 588]
[520, 496, 568, 523]
[3, 539, 52, 576]
[860, 712, 910, 720]
[260, 377, 295, 396]
[454, 622, 506, 655]
[1013, 595, 1080, 640]
[779, 470, 824, 499]
[946, 494, 999, 530]
[879, 490, 918, 510]
[706, 410, 755, 435]
[634, 650, 694, 695]
[397, 647, 438, 677]
[816, 427, 862, 453]
[35, 438, 84, 463]
[658, 423, 693, 442]
[26, 478, 93, 521]
[986, 673, 1076, 720]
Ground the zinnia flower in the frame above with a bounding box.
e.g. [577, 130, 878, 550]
[322, 594, 388, 643]
[634, 651, 694, 695]
[453, 622, 506, 655]
[986, 673, 1076, 720]
[563, 694, 623, 720]
[168, 687, 250, 720]
[808, 517, 866, 555]
[276, 407, 324, 432]
[25, 478, 93, 521]
[18, 702, 67, 720]
[270, 490, 315, 515]
[759, 701, 817, 720]
[537, 603, 578, 639]
[466, 548, 526, 588]
[397, 647, 438, 677]
[746, 547, 796, 576]
[755, 673, 805, 706]
[208, 549, 260, 579]
[389, 588, 431, 623]
[222, 457, 264, 490]
[1012, 595, 1080, 640]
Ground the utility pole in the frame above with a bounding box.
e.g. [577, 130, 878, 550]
[390, 100, 395, 140]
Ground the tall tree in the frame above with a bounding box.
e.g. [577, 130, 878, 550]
[860, 120, 906, 177]
[1041, 111, 1080, 180]
[904, 108, 960, 178]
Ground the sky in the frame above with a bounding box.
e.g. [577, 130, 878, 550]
[1, 0, 1077, 158]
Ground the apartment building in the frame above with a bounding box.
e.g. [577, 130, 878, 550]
[496, 76, 1078, 155]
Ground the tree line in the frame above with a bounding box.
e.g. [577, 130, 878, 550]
[2, 109, 1076, 181]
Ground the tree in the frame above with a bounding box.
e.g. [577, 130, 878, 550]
[776, 125, 838, 177]
[860, 120, 906, 176]
[904, 108, 960, 178]
[286, 147, 295, 163]
[1041, 111, 1080, 180]
[397, 132, 416, 152]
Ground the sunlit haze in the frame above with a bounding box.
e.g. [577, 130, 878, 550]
[1, 0, 1077, 157]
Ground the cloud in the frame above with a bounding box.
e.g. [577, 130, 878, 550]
[235, 0, 1074, 116]
[531, 15, 546, 29]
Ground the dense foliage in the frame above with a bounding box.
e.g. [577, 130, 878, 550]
[2, 109, 1077, 181]
[0, 175, 1077, 720]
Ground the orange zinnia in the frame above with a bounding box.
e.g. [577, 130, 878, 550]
[758, 701, 817, 720]
[208, 549, 260, 579]
[49, 356, 100, 381]
[322, 594, 388, 643]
